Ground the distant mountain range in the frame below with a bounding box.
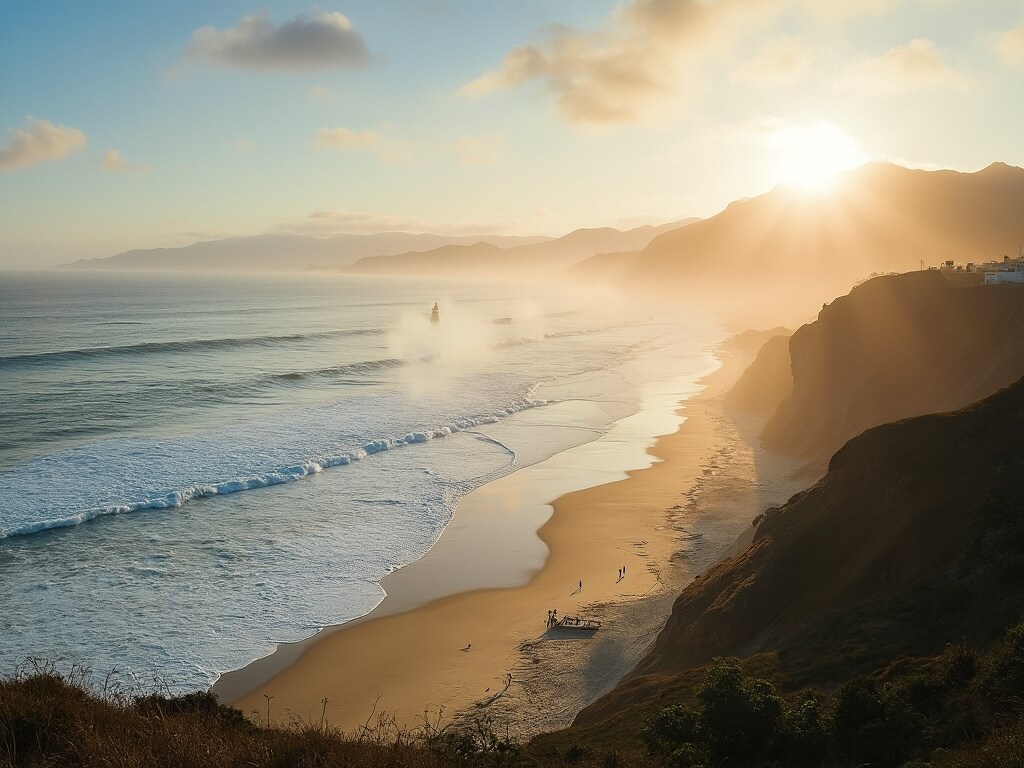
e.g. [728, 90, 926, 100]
[345, 220, 701, 277]
[55, 220, 701, 274]
[56, 232, 553, 272]
[574, 162, 1024, 323]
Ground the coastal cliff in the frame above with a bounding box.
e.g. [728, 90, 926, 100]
[568, 373, 1024, 736]
[761, 270, 1024, 469]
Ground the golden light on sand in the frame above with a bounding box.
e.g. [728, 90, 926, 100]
[775, 121, 869, 193]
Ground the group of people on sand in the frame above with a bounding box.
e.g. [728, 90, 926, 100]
[545, 565, 629, 628]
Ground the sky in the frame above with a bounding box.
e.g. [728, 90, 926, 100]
[1, 0, 1023, 268]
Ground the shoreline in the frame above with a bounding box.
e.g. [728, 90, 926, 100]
[210, 380, 706, 704]
[215, 338, 795, 734]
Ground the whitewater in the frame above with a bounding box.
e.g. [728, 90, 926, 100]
[0, 271, 717, 692]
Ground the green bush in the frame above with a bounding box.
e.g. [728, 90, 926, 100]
[642, 705, 700, 756]
[835, 676, 921, 767]
[781, 692, 829, 767]
[696, 658, 784, 765]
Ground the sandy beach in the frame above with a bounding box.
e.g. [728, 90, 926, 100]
[215, 338, 802, 735]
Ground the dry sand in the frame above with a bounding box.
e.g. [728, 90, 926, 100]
[217, 341, 803, 735]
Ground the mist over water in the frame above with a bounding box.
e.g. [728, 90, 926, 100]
[0, 271, 717, 691]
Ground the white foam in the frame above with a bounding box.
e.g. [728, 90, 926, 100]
[0, 398, 551, 540]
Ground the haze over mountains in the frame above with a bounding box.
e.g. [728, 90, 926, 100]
[346, 219, 700, 277]
[58, 232, 553, 272]
[576, 162, 1024, 322]
[56, 221, 699, 275]
[58, 163, 1024, 323]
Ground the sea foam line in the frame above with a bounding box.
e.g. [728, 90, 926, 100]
[0, 397, 553, 540]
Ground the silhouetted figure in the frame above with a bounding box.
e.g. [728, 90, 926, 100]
[431, 301, 440, 324]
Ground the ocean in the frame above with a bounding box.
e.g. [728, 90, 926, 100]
[0, 271, 718, 692]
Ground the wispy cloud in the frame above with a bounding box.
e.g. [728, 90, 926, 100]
[188, 11, 370, 70]
[0, 117, 87, 171]
[845, 38, 965, 91]
[309, 84, 335, 101]
[992, 25, 1024, 64]
[101, 149, 151, 173]
[277, 209, 432, 235]
[455, 135, 504, 166]
[734, 37, 813, 84]
[315, 127, 381, 149]
[275, 209, 521, 237]
[314, 127, 411, 163]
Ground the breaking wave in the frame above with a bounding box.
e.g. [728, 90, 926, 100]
[0, 396, 553, 540]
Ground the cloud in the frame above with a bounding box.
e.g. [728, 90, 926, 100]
[460, 0, 942, 123]
[734, 37, 812, 84]
[188, 11, 370, 70]
[993, 25, 1024, 63]
[278, 210, 431, 234]
[314, 127, 412, 163]
[309, 84, 334, 101]
[315, 127, 381, 149]
[845, 38, 964, 90]
[101, 149, 151, 173]
[455, 135, 504, 166]
[275, 209, 519, 236]
[0, 117, 87, 171]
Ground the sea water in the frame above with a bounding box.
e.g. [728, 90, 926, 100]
[0, 271, 717, 692]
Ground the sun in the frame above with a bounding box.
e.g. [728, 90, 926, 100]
[775, 122, 870, 193]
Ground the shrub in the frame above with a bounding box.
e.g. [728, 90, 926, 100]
[696, 658, 783, 765]
[781, 692, 829, 767]
[642, 705, 700, 757]
[834, 676, 921, 767]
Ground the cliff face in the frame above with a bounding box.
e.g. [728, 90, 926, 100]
[761, 271, 1024, 467]
[623, 375, 1024, 693]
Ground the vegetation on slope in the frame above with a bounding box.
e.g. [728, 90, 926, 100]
[6, 625, 1024, 768]
[536, 625, 1024, 768]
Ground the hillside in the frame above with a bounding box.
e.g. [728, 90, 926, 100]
[347, 219, 700, 277]
[574, 374, 1024, 732]
[58, 232, 551, 271]
[576, 162, 1024, 324]
[761, 270, 1024, 468]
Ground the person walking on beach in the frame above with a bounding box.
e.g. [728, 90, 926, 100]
[579, 579, 583, 591]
